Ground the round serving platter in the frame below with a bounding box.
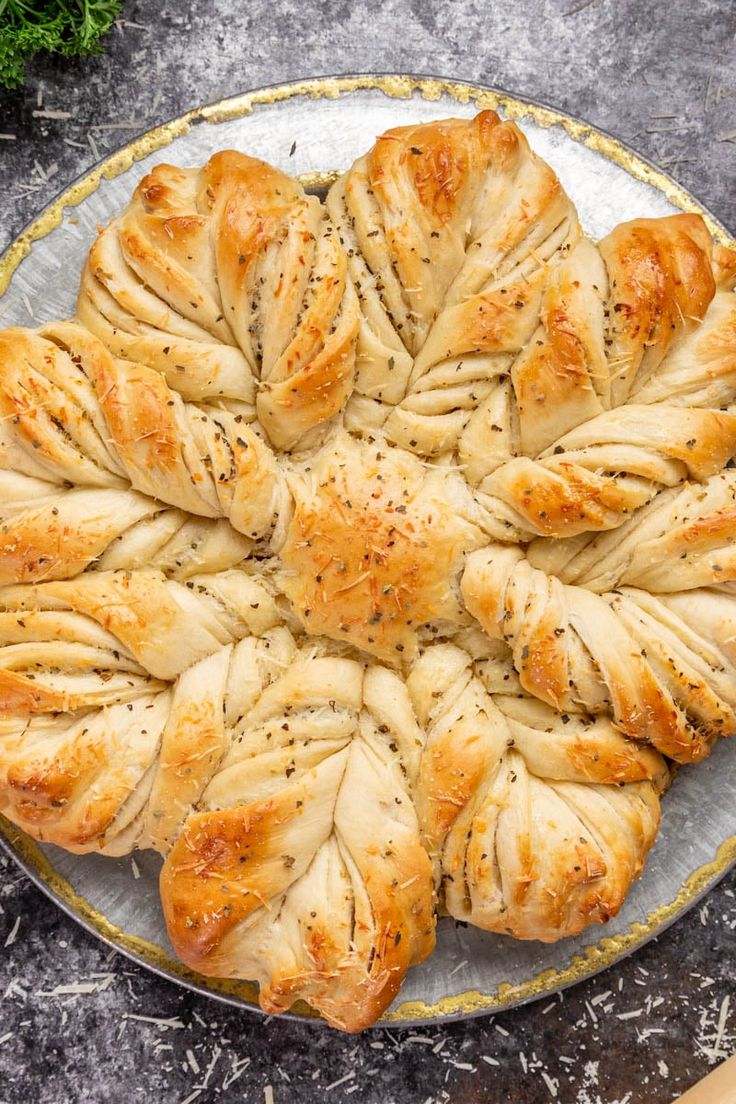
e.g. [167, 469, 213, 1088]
[1, 75, 735, 1028]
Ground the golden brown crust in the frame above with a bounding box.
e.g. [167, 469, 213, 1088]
[0, 451, 254, 587]
[0, 326, 123, 487]
[511, 239, 608, 454]
[362, 111, 503, 350]
[0, 323, 290, 544]
[2, 113, 736, 1030]
[632, 280, 736, 408]
[407, 644, 663, 941]
[600, 215, 716, 406]
[0, 480, 157, 586]
[157, 646, 435, 1032]
[79, 151, 359, 449]
[161, 794, 311, 964]
[527, 472, 736, 594]
[714, 244, 736, 288]
[0, 567, 280, 714]
[329, 111, 582, 458]
[462, 545, 735, 762]
[0, 697, 169, 850]
[278, 433, 486, 661]
[480, 404, 736, 537]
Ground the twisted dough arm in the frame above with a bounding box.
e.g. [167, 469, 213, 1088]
[462, 222, 736, 539]
[466, 214, 720, 459]
[0, 566, 281, 706]
[0, 323, 292, 545]
[406, 643, 663, 941]
[0, 629, 295, 854]
[162, 649, 435, 1031]
[597, 215, 718, 406]
[327, 110, 581, 450]
[330, 106, 724, 478]
[630, 244, 736, 408]
[459, 215, 719, 469]
[0, 630, 435, 1031]
[462, 545, 736, 762]
[386, 229, 614, 461]
[490, 218, 733, 459]
[78, 151, 359, 449]
[527, 470, 736, 593]
[0, 470, 252, 587]
[455, 216, 732, 506]
[476, 402, 736, 538]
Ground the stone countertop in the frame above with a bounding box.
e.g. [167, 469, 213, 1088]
[0, 2, 734, 1102]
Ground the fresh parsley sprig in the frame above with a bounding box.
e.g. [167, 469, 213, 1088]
[0, 0, 122, 90]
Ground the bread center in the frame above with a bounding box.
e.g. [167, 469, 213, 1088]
[278, 434, 486, 662]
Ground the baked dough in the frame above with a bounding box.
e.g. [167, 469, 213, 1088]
[1, 110, 735, 1029]
[462, 545, 736, 762]
[78, 151, 359, 450]
[410, 638, 664, 942]
[0, 322, 291, 545]
[0, 628, 663, 1028]
[277, 432, 492, 661]
[0, 471, 252, 585]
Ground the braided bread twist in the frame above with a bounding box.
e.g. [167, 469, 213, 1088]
[78, 151, 359, 449]
[462, 544, 736, 762]
[329, 114, 736, 540]
[0, 469, 253, 586]
[472, 225, 736, 538]
[327, 110, 580, 450]
[0, 323, 291, 548]
[527, 470, 736, 593]
[0, 566, 281, 704]
[478, 401, 736, 538]
[408, 642, 664, 941]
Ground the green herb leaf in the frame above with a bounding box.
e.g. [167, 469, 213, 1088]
[0, 1, 122, 90]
